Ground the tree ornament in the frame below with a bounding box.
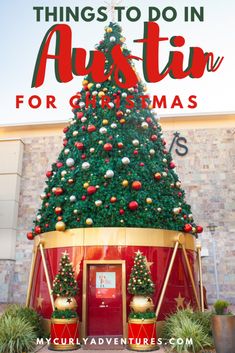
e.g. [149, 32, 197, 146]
[64, 148, 70, 155]
[98, 91, 105, 98]
[196, 225, 203, 233]
[70, 195, 76, 202]
[116, 110, 124, 118]
[66, 158, 75, 167]
[184, 224, 192, 233]
[86, 218, 93, 226]
[56, 221, 66, 231]
[106, 27, 113, 33]
[87, 125, 96, 133]
[149, 149, 155, 155]
[117, 142, 124, 149]
[103, 143, 113, 151]
[55, 207, 62, 215]
[73, 131, 78, 137]
[54, 187, 63, 196]
[141, 122, 148, 129]
[82, 162, 90, 170]
[40, 193, 47, 200]
[122, 157, 130, 165]
[99, 127, 107, 134]
[132, 139, 139, 146]
[46, 170, 53, 178]
[154, 173, 162, 180]
[146, 198, 153, 204]
[95, 200, 102, 207]
[110, 36, 116, 42]
[132, 181, 142, 190]
[111, 123, 117, 129]
[122, 180, 129, 187]
[68, 178, 74, 185]
[105, 170, 114, 178]
[169, 161, 176, 169]
[27, 232, 34, 240]
[75, 142, 84, 150]
[151, 135, 158, 141]
[110, 196, 117, 203]
[128, 201, 139, 211]
[87, 186, 97, 195]
[35, 226, 41, 234]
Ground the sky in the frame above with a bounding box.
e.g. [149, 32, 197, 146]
[0, 0, 235, 125]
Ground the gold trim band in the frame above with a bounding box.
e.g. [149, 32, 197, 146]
[35, 228, 195, 251]
[129, 318, 156, 324]
[128, 343, 159, 351]
[49, 343, 80, 351]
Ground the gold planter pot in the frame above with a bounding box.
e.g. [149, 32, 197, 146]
[130, 295, 154, 313]
[212, 315, 235, 353]
[54, 296, 78, 311]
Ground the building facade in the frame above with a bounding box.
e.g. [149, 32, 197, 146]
[0, 113, 235, 305]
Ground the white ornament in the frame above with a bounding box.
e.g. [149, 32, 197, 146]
[36, 214, 42, 221]
[162, 172, 167, 177]
[109, 102, 115, 108]
[64, 148, 70, 155]
[126, 109, 131, 114]
[149, 149, 155, 155]
[173, 207, 180, 214]
[111, 123, 117, 129]
[128, 87, 134, 93]
[163, 158, 167, 163]
[96, 83, 101, 89]
[176, 181, 181, 188]
[122, 157, 130, 165]
[61, 170, 67, 177]
[66, 158, 75, 167]
[110, 36, 116, 42]
[73, 209, 78, 215]
[79, 102, 85, 108]
[154, 115, 160, 122]
[157, 208, 162, 212]
[132, 139, 139, 146]
[92, 91, 98, 96]
[70, 195, 76, 202]
[81, 117, 87, 123]
[73, 131, 78, 136]
[95, 200, 102, 207]
[105, 170, 114, 178]
[90, 148, 95, 153]
[122, 92, 127, 98]
[82, 162, 90, 170]
[99, 127, 107, 134]
[141, 122, 148, 129]
[40, 193, 47, 200]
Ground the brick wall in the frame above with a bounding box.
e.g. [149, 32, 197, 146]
[7, 128, 235, 304]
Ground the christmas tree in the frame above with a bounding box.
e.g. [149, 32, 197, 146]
[128, 250, 155, 296]
[52, 253, 78, 297]
[27, 22, 203, 238]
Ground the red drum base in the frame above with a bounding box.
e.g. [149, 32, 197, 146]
[49, 318, 80, 351]
[128, 318, 158, 351]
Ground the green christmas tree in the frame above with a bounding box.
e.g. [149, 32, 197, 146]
[27, 22, 203, 238]
[52, 253, 78, 297]
[128, 250, 155, 295]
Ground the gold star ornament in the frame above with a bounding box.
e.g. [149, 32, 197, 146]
[36, 293, 44, 309]
[174, 292, 185, 309]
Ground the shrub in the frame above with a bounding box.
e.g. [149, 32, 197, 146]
[0, 315, 36, 353]
[213, 299, 231, 315]
[129, 311, 156, 319]
[52, 308, 78, 319]
[2, 304, 44, 338]
[163, 309, 213, 353]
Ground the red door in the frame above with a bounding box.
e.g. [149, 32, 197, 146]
[87, 264, 123, 336]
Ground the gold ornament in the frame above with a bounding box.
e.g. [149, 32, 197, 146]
[120, 37, 126, 42]
[87, 83, 93, 90]
[174, 292, 185, 309]
[102, 119, 109, 125]
[120, 118, 126, 124]
[55, 221, 66, 232]
[98, 91, 105, 98]
[122, 180, 129, 187]
[106, 27, 113, 33]
[54, 296, 77, 311]
[146, 198, 153, 204]
[83, 182, 89, 189]
[130, 295, 154, 313]
[82, 79, 88, 86]
[86, 218, 93, 226]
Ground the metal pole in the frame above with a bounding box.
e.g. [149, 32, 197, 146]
[26, 244, 38, 307]
[196, 240, 204, 312]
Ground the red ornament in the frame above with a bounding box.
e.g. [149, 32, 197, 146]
[133, 150, 138, 155]
[154, 173, 161, 180]
[117, 142, 124, 149]
[56, 162, 63, 168]
[34, 226, 41, 235]
[116, 110, 124, 118]
[110, 197, 117, 203]
[119, 209, 125, 215]
[81, 195, 87, 201]
[63, 139, 68, 147]
[139, 162, 145, 166]
[55, 207, 62, 215]
[151, 135, 158, 142]
[54, 187, 63, 196]
[87, 125, 96, 133]
[103, 143, 113, 151]
[132, 181, 142, 190]
[57, 216, 63, 221]
[76, 112, 84, 119]
[27, 232, 34, 240]
[46, 170, 53, 178]
[184, 224, 192, 233]
[169, 161, 176, 169]
[196, 225, 203, 233]
[146, 117, 152, 123]
[178, 192, 182, 197]
[128, 201, 139, 211]
[87, 186, 97, 195]
[81, 154, 86, 159]
[75, 142, 84, 150]
[183, 215, 187, 219]
[162, 139, 167, 145]
[63, 127, 69, 133]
